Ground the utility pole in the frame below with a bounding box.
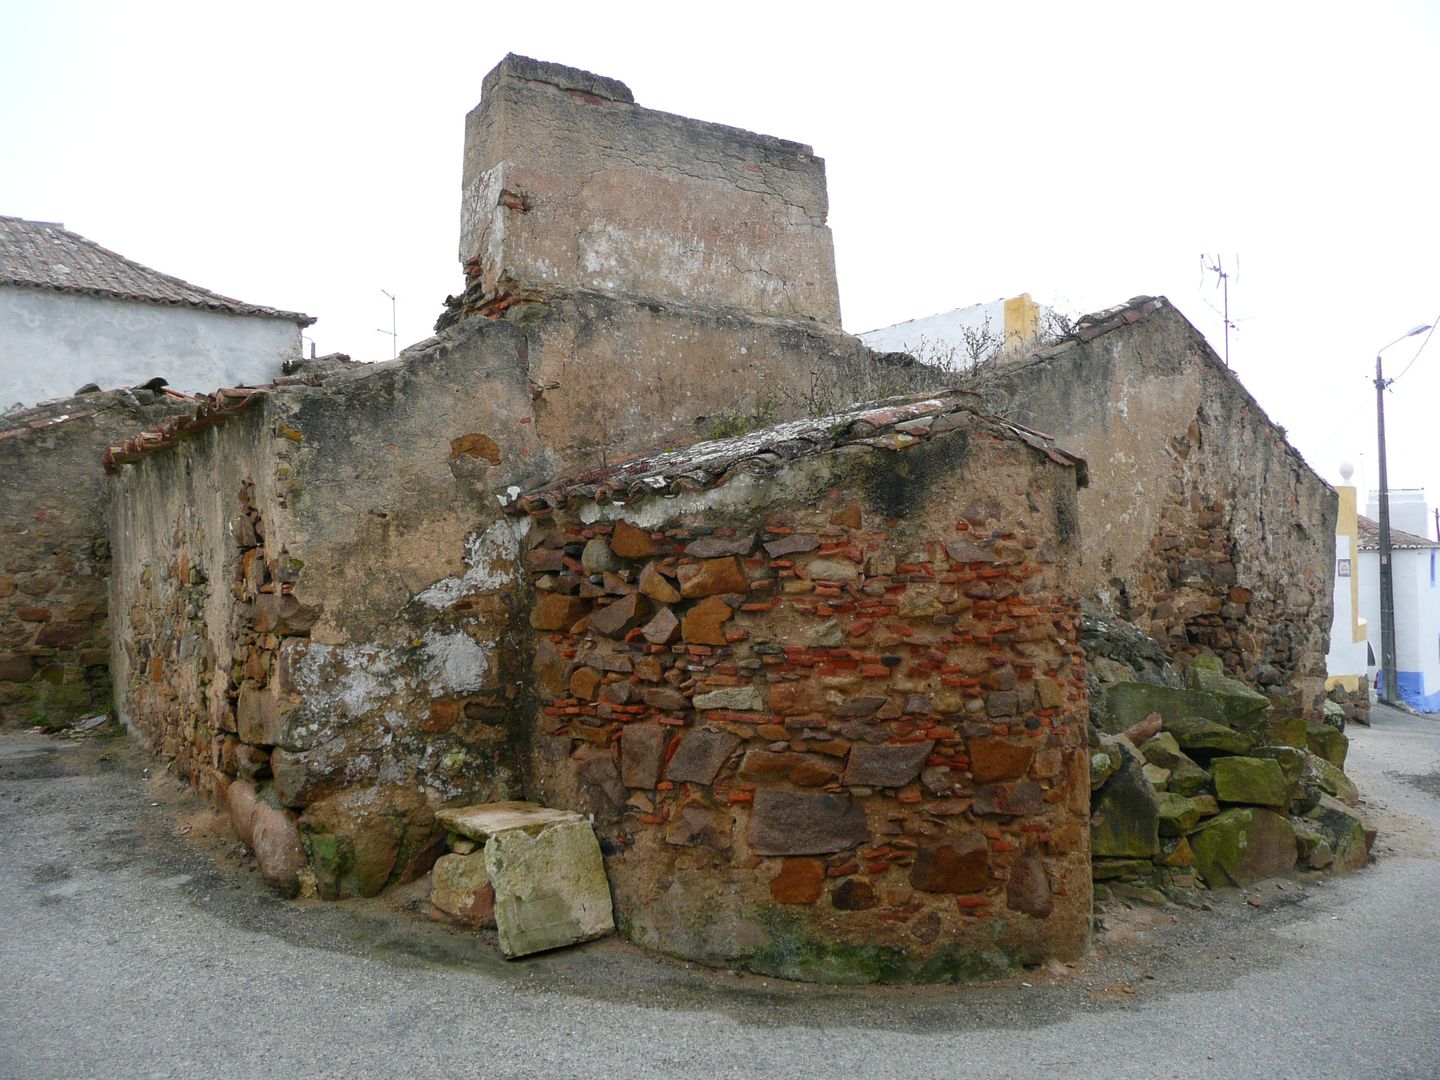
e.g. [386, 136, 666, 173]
[1374, 322, 1434, 703]
[1376, 352, 1399, 704]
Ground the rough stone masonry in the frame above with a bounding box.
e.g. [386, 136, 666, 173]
[81, 54, 1357, 980]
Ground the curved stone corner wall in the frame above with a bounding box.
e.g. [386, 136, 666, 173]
[519, 437, 1091, 983]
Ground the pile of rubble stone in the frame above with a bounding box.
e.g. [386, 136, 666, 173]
[1086, 616, 1370, 902]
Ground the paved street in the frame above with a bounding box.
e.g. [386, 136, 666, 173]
[2, 705, 1438, 1080]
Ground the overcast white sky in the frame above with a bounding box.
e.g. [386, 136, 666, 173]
[3, 1, 1437, 513]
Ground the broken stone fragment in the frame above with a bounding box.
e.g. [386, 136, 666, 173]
[681, 594, 732, 645]
[943, 539, 997, 564]
[966, 737, 1034, 784]
[250, 801, 305, 897]
[1157, 791, 1205, 836]
[909, 833, 990, 893]
[802, 557, 859, 583]
[663, 801, 734, 850]
[580, 538, 620, 575]
[665, 729, 742, 784]
[842, 742, 933, 787]
[437, 800, 580, 842]
[609, 520, 655, 559]
[831, 878, 878, 911]
[770, 857, 826, 903]
[431, 851, 496, 927]
[971, 779, 1045, 817]
[747, 789, 869, 856]
[485, 818, 614, 959]
[641, 605, 680, 644]
[1005, 855, 1054, 917]
[1191, 807, 1297, 888]
[1304, 794, 1369, 874]
[691, 685, 764, 712]
[1212, 755, 1293, 809]
[684, 533, 755, 558]
[762, 533, 819, 558]
[531, 593, 588, 631]
[677, 556, 750, 598]
[637, 561, 681, 603]
[1163, 714, 1256, 757]
[587, 592, 651, 638]
[1091, 754, 1160, 857]
[620, 723, 667, 788]
[1305, 720, 1349, 769]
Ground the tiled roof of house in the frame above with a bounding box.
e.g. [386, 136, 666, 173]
[0, 216, 314, 326]
[1357, 515, 1440, 551]
[506, 389, 1087, 515]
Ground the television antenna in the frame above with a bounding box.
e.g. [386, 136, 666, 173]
[1200, 254, 1239, 367]
[377, 289, 397, 359]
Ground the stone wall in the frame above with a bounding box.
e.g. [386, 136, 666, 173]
[0, 390, 190, 725]
[460, 55, 842, 326]
[513, 394, 1092, 981]
[985, 298, 1337, 715]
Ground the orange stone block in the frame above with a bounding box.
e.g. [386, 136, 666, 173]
[771, 858, 825, 904]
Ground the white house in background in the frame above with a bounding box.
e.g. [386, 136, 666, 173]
[860, 293, 1054, 368]
[1326, 465, 1370, 695]
[1358, 488, 1440, 712]
[0, 216, 313, 409]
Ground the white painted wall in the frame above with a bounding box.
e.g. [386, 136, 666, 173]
[0, 287, 300, 408]
[1326, 531, 1369, 678]
[1366, 488, 1433, 539]
[1358, 544, 1440, 708]
[860, 297, 1053, 367]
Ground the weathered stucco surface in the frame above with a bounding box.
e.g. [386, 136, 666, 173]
[984, 299, 1337, 714]
[0, 390, 190, 725]
[460, 55, 842, 326]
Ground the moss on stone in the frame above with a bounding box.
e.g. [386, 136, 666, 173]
[747, 910, 1016, 985]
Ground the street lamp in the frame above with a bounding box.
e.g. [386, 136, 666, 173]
[1374, 321, 1433, 703]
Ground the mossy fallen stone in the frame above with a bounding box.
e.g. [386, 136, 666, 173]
[1157, 792, 1205, 837]
[1164, 714, 1256, 757]
[1191, 808, 1297, 888]
[1305, 795, 1369, 874]
[1250, 745, 1306, 785]
[1158, 836, 1196, 867]
[1306, 721, 1349, 769]
[1091, 757, 1160, 858]
[1142, 763, 1171, 790]
[1105, 681, 1268, 738]
[1256, 712, 1308, 749]
[1091, 857, 1154, 881]
[1301, 751, 1359, 806]
[1168, 761, 1214, 797]
[1184, 658, 1271, 715]
[1140, 732, 1185, 769]
[1212, 756, 1292, 809]
[1291, 819, 1334, 869]
[1090, 750, 1119, 791]
[486, 819, 614, 958]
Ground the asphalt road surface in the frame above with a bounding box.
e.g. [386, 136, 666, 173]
[2, 704, 1438, 1079]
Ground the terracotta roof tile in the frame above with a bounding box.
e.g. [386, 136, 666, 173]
[1357, 515, 1440, 551]
[0, 216, 314, 326]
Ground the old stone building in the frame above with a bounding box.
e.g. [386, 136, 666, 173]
[2, 54, 1360, 979]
